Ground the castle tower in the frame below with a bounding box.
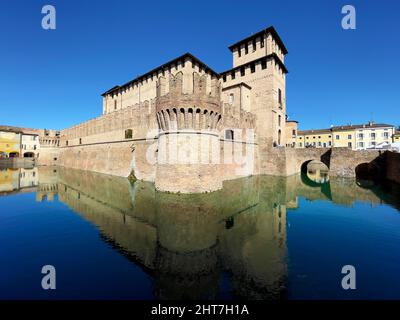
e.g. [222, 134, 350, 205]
[220, 26, 288, 173]
[154, 62, 224, 193]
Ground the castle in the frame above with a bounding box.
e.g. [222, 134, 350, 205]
[37, 26, 288, 193]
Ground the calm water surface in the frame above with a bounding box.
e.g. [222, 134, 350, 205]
[0, 166, 399, 300]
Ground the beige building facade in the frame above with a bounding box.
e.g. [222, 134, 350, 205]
[296, 122, 395, 150]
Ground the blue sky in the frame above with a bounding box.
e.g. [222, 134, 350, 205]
[0, 0, 399, 130]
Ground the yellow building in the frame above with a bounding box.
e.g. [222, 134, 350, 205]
[296, 129, 332, 148]
[0, 129, 21, 158]
[331, 127, 356, 149]
[393, 130, 400, 143]
[296, 122, 395, 150]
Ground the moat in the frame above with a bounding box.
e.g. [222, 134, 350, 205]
[1, 166, 400, 299]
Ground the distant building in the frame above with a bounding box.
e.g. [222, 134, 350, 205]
[296, 122, 395, 150]
[0, 127, 22, 158]
[393, 130, 400, 143]
[297, 128, 332, 149]
[0, 125, 42, 158]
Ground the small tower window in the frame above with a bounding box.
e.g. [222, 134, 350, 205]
[240, 67, 245, 77]
[114, 100, 117, 110]
[252, 39, 256, 51]
[225, 129, 234, 140]
[245, 44, 248, 54]
[278, 89, 282, 105]
[229, 93, 234, 105]
[231, 71, 235, 80]
[261, 37, 265, 48]
[125, 129, 133, 139]
[238, 47, 241, 57]
[251, 63, 255, 73]
[223, 74, 227, 82]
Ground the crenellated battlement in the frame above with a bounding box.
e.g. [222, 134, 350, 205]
[61, 98, 157, 142]
[156, 72, 222, 131]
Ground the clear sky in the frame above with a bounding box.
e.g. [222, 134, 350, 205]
[1, 0, 399, 130]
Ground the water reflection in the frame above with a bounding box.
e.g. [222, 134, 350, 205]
[0, 167, 38, 194]
[305, 160, 330, 184]
[1, 166, 400, 299]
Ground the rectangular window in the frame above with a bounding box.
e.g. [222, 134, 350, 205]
[318, 142, 322, 147]
[278, 89, 282, 105]
[125, 129, 133, 139]
[328, 141, 332, 146]
[261, 60, 266, 69]
[238, 47, 241, 57]
[358, 142, 364, 148]
[348, 134, 352, 139]
[231, 71, 235, 80]
[371, 133, 376, 140]
[229, 93, 234, 105]
[348, 142, 352, 148]
[292, 130, 296, 136]
[245, 44, 248, 54]
[66, 141, 68, 146]
[250, 63, 255, 73]
[384, 132, 389, 138]
[299, 142, 302, 147]
[225, 130, 234, 140]
[358, 133, 363, 139]
[240, 67, 245, 76]
[223, 74, 226, 82]
[260, 37, 264, 48]
[336, 135, 340, 140]
[252, 39, 256, 51]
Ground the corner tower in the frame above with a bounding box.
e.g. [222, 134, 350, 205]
[220, 26, 288, 163]
[154, 59, 224, 193]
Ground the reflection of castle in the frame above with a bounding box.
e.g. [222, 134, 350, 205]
[35, 167, 288, 299]
[1, 166, 398, 299]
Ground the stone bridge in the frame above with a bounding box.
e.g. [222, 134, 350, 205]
[285, 147, 386, 178]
